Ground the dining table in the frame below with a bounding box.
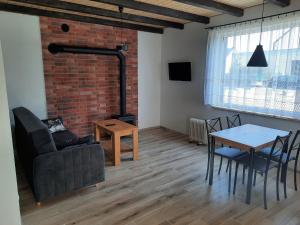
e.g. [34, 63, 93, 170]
[208, 124, 289, 204]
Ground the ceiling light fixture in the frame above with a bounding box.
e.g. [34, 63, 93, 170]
[247, 0, 268, 67]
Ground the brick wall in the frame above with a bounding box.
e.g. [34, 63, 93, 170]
[40, 17, 138, 136]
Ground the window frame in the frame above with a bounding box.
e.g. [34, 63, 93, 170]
[205, 16, 300, 120]
[211, 105, 300, 122]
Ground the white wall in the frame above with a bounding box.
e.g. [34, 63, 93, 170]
[0, 42, 21, 225]
[161, 0, 300, 134]
[0, 11, 47, 121]
[138, 31, 162, 129]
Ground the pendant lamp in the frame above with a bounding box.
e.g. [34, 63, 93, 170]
[247, 1, 268, 67]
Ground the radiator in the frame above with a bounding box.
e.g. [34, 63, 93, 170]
[189, 118, 207, 145]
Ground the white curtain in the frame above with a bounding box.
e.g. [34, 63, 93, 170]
[205, 13, 300, 119]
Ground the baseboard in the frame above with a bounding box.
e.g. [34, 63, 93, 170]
[138, 126, 188, 137]
[159, 126, 188, 136]
[138, 126, 162, 132]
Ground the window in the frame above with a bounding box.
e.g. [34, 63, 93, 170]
[205, 13, 300, 119]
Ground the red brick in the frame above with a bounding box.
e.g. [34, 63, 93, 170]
[40, 17, 138, 136]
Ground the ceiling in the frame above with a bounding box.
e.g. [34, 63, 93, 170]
[0, 0, 291, 33]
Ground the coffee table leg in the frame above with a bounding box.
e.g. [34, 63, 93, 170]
[246, 148, 255, 204]
[112, 133, 121, 166]
[133, 130, 138, 161]
[95, 125, 100, 142]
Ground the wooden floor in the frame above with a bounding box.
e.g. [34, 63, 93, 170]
[18, 128, 300, 225]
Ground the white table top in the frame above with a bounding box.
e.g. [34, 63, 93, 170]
[210, 124, 289, 150]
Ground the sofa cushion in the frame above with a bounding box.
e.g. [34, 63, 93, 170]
[52, 130, 79, 150]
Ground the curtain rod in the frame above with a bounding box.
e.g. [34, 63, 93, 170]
[205, 9, 300, 30]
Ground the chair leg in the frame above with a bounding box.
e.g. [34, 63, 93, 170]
[218, 156, 223, 175]
[276, 164, 281, 201]
[281, 163, 288, 183]
[253, 170, 257, 186]
[205, 152, 210, 181]
[284, 175, 287, 199]
[226, 160, 230, 173]
[294, 160, 298, 191]
[228, 160, 232, 193]
[264, 173, 268, 210]
[242, 166, 245, 184]
[233, 162, 239, 195]
[283, 164, 288, 199]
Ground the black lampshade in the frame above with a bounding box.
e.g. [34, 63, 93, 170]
[247, 44, 268, 67]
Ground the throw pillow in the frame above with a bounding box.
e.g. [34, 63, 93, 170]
[44, 118, 66, 133]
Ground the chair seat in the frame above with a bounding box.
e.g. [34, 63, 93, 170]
[235, 154, 278, 172]
[258, 148, 296, 164]
[258, 147, 281, 157]
[215, 147, 246, 159]
[274, 153, 296, 164]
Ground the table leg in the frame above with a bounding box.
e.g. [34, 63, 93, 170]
[246, 148, 255, 204]
[209, 136, 215, 185]
[112, 133, 121, 166]
[133, 129, 138, 161]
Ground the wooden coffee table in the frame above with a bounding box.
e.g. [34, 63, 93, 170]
[94, 119, 138, 166]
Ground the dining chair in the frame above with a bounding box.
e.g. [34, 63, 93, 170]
[259, 130, 300, 195]
[226, 114, 241, 128]
[285, 130, 300, 192]
[227, 114, 258, 185]
[226, 114, 243, 172]
[205, 117, 246, 193]
[233, 133, 291, 209]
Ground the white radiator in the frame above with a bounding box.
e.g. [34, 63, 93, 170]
[189, 118, 207, 145]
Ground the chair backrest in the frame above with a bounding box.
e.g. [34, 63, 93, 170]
[266, 133, 291, 169]
[226, 114, 241, 128]
[205, 117, 223, 147]
[286, 130, 300, 163]
[205, 117, 223, 134]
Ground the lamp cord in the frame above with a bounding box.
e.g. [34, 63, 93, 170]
[260, 0, 265, 44]
[119, 6, 124, 45]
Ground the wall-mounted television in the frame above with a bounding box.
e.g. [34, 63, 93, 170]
[168, 62, 191, 81]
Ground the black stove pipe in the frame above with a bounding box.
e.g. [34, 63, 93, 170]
[48, 43, 126, 116]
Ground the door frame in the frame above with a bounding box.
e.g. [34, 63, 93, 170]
[0, 41, 22, 225]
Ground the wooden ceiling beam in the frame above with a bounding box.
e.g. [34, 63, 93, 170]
[0, 3, 164, 33]
[267, 0, 290, 7]
[11, 0, 184, 29]
[91, 0, 210, 24]
[174, 0, 243, 17]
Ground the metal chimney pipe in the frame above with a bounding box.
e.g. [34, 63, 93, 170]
[48, 43, 127, 116]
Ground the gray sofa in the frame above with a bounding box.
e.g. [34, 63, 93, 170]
[13, 107, 105, 202]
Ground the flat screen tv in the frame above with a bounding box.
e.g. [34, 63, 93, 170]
[168, 62, 191, 81]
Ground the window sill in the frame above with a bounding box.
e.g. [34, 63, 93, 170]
[211, 106, 300, 123]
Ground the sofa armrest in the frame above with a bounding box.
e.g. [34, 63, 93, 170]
[32, 144, 105, 202]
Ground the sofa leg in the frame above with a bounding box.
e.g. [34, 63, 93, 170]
[36, 202, 41, 206]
